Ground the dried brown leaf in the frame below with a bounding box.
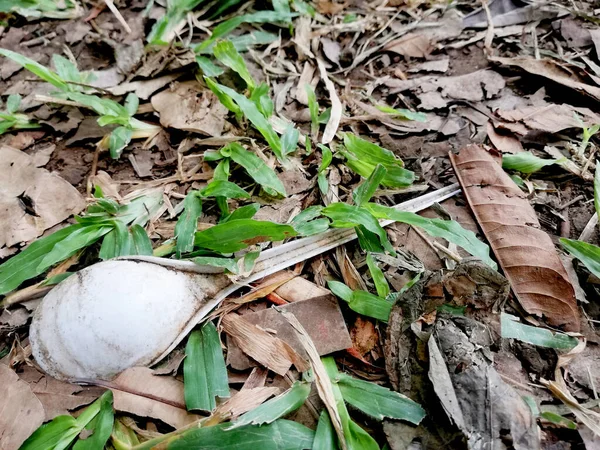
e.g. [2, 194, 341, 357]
[385, 32, 433, 58]
[222, 314, 309, 375]
[449, 145, 580, 331]
[0, 364, 45, 450]
[486, 121, 523, 154]
[213, 387, 280, 421]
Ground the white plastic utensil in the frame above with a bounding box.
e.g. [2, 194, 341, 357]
[30, 185, 460, 380]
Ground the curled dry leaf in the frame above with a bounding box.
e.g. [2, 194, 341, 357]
[317, 58, 342, 144]
[0, 364, 45, 450]
[450, 144, 580, 332]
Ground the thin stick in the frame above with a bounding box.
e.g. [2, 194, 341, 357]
[103, 0, 132, 34]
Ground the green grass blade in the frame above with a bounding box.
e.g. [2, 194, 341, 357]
[229, 381, 311, 429]
[213, 40, 255, 90]
[73, 391, 114, 450]
[221, 203, 260, 223]
[99, 221, 131, 260]
[0, 48, 68, 90]
[336, 373, 425, 424]
[353, 164, 386, 207]
[175, 191, 203, 257]
[501, 313, 578, 350]
[364, 203, 496, 269]
[200, 180, 250, 199]
[327, 280, 353, 302]
[366, 253, 389, 298]
[194, 219, 297, 253]
[313, 410, 337, 450]
[502, 151, 558, 174]
[130, 225, 153, 256]
[349, 290, 392, 322]
[223, 143, 286, 197]
[306, 84, 319, 139]
[184, 322, 230, 411]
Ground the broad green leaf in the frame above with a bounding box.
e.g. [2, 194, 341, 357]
[184, 322, 230, 411]
[348, 290, 392, 322]
[6, 94, 21, 114]
[214, 158, 230, 181]
[52, 55, 81, 85]
[336, 373, 425, 424]
[281, 125, 299, 155]
[229, 381, 311, 429]
[540, 411, 577, 429]
[99, 221, 131, 260]
[375, 105, 426, 122]
[200, 180, 250, 199]
[165, 420, 314, 450]
[66, 92, 128, 119]
[342, 134, 414, 187]
[38, 224, 113, 272]
[318, 144, 332, 173]
[223, 143, 286, 197]
[364, 203, 497, 269]
[306, 84, 319, 138]
[366, 253, 389, 298]
[124, 93, 139, 116]
[221, 203, 260, 222]
[240, 249, 260, 274]
[501, 313, 578, 350]
[0, 48, 69, 90]
[210, 82, 284, 161]
[227, 31, 279, 53]
[175, 191, 203, 257]
[108, 127, 132, 159]
[0, 0, 81, 19]
[327, 280, 353, 302]
[313, 410, 337, 450]
[110, 419, 140, 449]
[356, 225, 385, 253]
[130, 224, 153, 256]
[0, 224, 82, 295]
[317, 173, 328, 196]
[322, 202, 394, 253]
[192, 256, 240, 274]
[322, 357, 379, 450]
[595, 164, 600, 217]
[20, 416, 79, 450]
[204, 77, 241, 116]
[196, 56, 225, 77]
[561, 238, 600, 279]
[73, 391, 114, 450]
[194, 219, 297, 253]
[353, 164, 386, 206]
[195, 11, 297, 53]
[291, 206, 330, 236]
[117, 189, 164, 226]
[502, 151, 558, 174]
[214, 40, 255, 90]
[272, 0, 291, 13]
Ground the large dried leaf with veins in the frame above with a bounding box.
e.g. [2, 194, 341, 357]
[449, 144, 579, 332]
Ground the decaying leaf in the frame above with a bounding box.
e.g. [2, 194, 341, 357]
[0, 364, 45, 450]
[151, 81, 227, 136]
[450, 144, 579, 331]
[0, 145, 85, 248]
[109, 367, 200, 429]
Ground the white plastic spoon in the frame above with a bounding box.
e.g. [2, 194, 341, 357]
[30, 184, 460, 380]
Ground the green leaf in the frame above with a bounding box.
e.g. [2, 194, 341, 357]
[501, 313, 578, 350]
[214, 158, 230, 181]
[214, 40, 255, 90]
[0, 48, 69, 90]
[194, 219, 297, 253]
[291, 206, 330, 236]
[375, 105, 426, 122]
[248, 82, 274, 118]
[165, 420, 314, 450]
[73, 391, 114, 450]
[52, 55, 81, 84]
[313, 410, 337, 450]
[595, 164, 600, 217]
[147, 0, 208, 44]
[6, 94, 21, 114]
[175, 191, 203, 257]
[364, 203, 497, 269]
[540, 411, 577, 429]
[353, 164, 386, 207]
[205, 77, 241, 116]
[502, 151, 558, 174]
[356, 225, 385, 253]
[208, 82, 284, 162]
[229, 381, 311, 429]
[66, 92, 128, 118]
[124, 93, 139, 116]
[192, 256, 240, 274]
[130, 224, 153, 256]
[42, 272, 73, 286]
[328, 280, 391, 322]
[322, 357, 379, 450]
[184, 322, 230, 412]
[196, 56, 225, 77]
[327, 280, 353, 302]
[561, 238, 600, 279]
[226, 31, 279, 53]
[317, 173, 329, 196]
[318, 145, 332, 173]
[336, 373, 425, 424]
[281, 125, 299, 156]
[342, 134, 414, 187]
[0, 224, 81, 295]
[306, 84, 319, 138]
[108, 127, 133, 159]
[99, 221, 131, 260]
[224, 143, 286, 197]
[322, 202, 394, 254]
[221, 203, 260, 222]
[366, 253, 389, 298]
[111, 419, 140, 449]
[200, 180, 250, 199]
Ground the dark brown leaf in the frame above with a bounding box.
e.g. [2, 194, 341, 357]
[449, 144, 580, 331]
